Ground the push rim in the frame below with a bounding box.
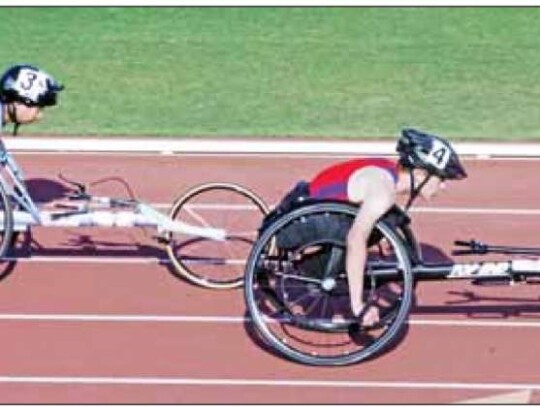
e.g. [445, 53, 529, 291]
[244, 202, 413, 366]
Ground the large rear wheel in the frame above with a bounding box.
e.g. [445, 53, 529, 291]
[0, 182, 14, 260]
[244, 202, 414, 366]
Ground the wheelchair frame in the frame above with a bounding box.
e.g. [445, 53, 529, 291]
[0, 140, 269, 289]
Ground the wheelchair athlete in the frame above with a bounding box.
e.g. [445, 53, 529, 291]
[0, 64, 64, 136]
[303, 128, 467, 327]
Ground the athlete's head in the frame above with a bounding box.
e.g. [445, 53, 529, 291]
[397, 128, 466, 202]
[0, 64, 64, 131]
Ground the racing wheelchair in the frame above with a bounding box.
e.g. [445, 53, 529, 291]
[243, 182, 540, 366]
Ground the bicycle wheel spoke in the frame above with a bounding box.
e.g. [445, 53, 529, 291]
[184, 206, 212, 229]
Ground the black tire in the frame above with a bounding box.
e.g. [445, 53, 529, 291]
[165, 182, 270, 289]
[0, 182, 14, 260]
[244, 202, 414, 366]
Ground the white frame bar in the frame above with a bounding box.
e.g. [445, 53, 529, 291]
[3, 203, 226, 241]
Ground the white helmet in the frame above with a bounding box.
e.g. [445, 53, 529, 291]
[397, 128, 467, 180]
[0, 64, 64, 107]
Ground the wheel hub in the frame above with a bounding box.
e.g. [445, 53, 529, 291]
[321, 278, 337, 291]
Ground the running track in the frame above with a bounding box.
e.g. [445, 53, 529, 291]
[1, 151, 540, 403]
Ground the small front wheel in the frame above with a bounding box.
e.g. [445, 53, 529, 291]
[165, 182, 269, 289]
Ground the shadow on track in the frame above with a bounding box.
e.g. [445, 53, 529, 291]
[412, 243, 540, 320]
[241, 241, 540, 365]
[24, 178, 71, 203]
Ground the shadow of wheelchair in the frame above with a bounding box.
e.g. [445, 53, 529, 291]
[241, 240, 459, 365]
[411, 243, 540, 320]
[164, 233, 256, 286]
[23, 177, 72, 204]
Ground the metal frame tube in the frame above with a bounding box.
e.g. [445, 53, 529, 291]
[368, 259, 540, 282]
[2, 205, 226, 241]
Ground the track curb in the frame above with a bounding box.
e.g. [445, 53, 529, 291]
[5, 137, 540, 157]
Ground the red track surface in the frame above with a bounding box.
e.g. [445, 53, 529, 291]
[1, 152, 540, 403]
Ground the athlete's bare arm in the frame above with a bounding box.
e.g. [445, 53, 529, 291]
[346, 167, 396, 323]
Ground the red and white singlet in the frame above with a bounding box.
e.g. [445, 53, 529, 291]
[309, 158, 398, 201]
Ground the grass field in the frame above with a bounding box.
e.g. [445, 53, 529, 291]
[1, 7, 540, 140]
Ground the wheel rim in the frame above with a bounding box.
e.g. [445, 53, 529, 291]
[0, 184, 14, 260]
[166, 183, 269, 289]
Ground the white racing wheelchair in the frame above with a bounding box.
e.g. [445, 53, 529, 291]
[0, 140, 269, 289]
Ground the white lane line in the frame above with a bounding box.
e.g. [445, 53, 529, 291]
[177, 203, 540, 215]
[179, 203, 540, 216]
[33, 200, 540, 216]
[3, 256, 168, 264]
[2, 256, 246, 265]
[458, 390, 532, 404]
[410, 207, 540, 216]
[0, 314, 539, 328]
[410, 319, 540, 328]
[0, 314, 244, 323]
[0, 376, 538, 391]
[54, 202, 540, 215]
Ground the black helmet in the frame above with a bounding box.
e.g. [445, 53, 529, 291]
[397, 128, 467, 180]
[0, 64, 64, 107]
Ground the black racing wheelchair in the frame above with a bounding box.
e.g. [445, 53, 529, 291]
[243, 181, 540, 366]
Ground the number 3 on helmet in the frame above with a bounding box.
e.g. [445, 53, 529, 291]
[0, 64, 64, 108]
[396, 128, 467, 180]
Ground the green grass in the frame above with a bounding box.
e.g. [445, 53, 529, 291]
[1, 7, 540, 140]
